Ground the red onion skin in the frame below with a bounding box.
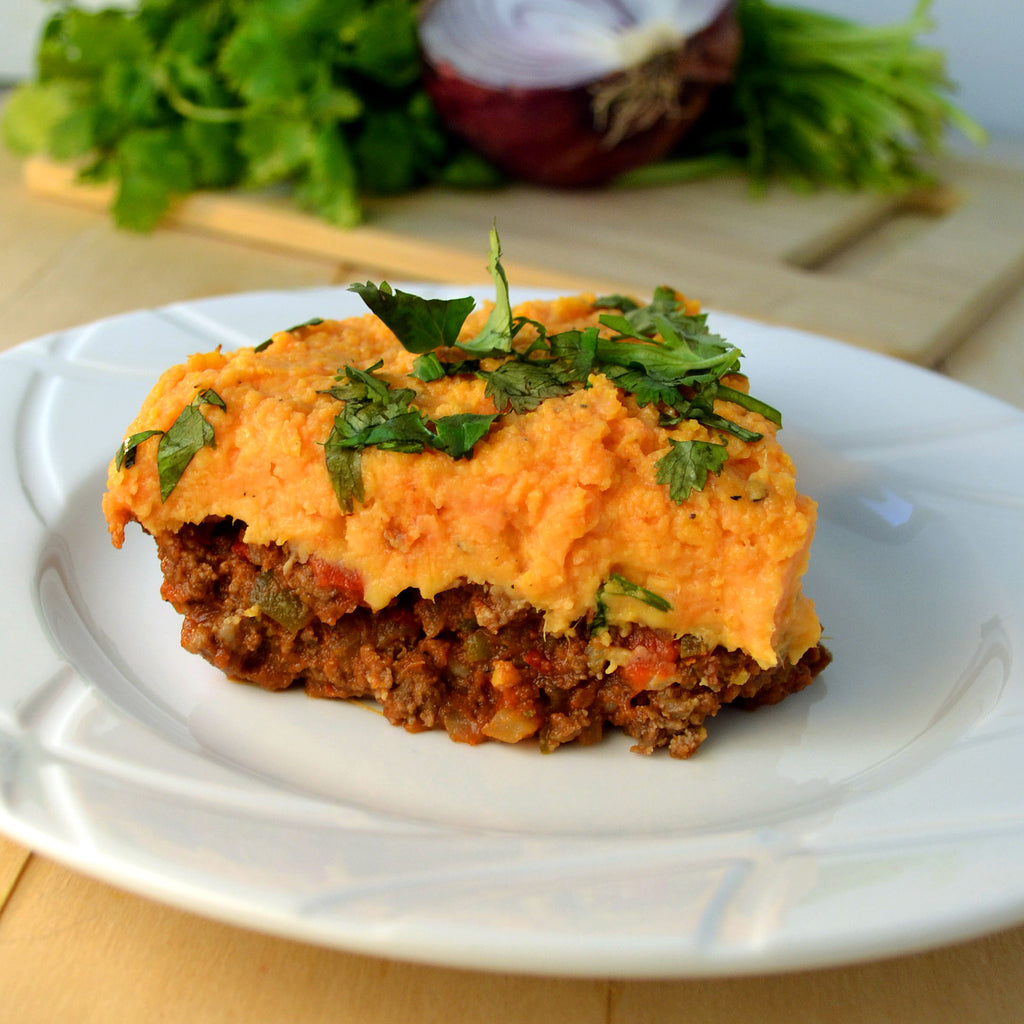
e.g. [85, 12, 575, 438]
[422, 3, 740, 188]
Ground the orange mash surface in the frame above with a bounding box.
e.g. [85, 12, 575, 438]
[103, 294, 821, 669]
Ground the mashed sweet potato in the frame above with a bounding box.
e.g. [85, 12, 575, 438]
[104, 293, 821, 672]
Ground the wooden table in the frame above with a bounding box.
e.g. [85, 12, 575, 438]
[3, 122, 1024, 1021]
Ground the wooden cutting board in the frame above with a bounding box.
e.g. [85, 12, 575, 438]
[23, 153, 1024, 364]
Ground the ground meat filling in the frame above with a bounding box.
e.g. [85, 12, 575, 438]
[157, 519, 831, 758]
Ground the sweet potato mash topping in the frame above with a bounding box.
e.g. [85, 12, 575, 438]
[104, 291, 821, 669]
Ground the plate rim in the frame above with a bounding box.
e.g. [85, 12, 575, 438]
[3, 283, 1024, 978]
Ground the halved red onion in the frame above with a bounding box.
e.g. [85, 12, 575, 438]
[419, 0, 739, 187]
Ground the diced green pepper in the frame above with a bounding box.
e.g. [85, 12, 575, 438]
[250, 572, 311, 632]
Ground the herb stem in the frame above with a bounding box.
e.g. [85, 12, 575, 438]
[153, 64, 248, 125]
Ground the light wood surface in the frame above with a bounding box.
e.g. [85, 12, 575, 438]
[22, 151, 1024, 364]
[3, 123, 1024, 1022]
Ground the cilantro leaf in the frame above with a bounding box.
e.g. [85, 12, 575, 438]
[1, 81, 81, 156]
[716, 383, 782, 427]
[323, 441, 363, 515]
[593, 294, 640, 314]
[156, 389, 225, 501]
[592, 573, 672, 633]
[294, 126, 360, 228]
[655, 439, 730, 504]
[236, 115, 317, 189]
[355, 107, 439, 194]
[115, 428, 163, 471]
[478, 360, 574, 414]
[456, 226, 513, 355]
[348, 281, 475, 353]
[595, 318, 741, 382]
[338, 0, 421, 87]
[181, 119, 244, 189]
[431, 413, 498, 459]
[255, 317, 323, 354]
[217, 10, 304, 105]
[113, 127, 194, 231]
[335, 409, 434, 452]
[597, 286, 682, 336]
[322, 361, 493, 510]
[547, 327, 599, 383]
[601, 364, 683, 410]
[411, 352, 446, 382]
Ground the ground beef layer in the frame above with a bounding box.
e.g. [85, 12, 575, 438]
[157, 519, 831, 758]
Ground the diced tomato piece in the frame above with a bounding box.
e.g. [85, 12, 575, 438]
[523, 649, 553, 673]
[621, 657, 656, 690]
[620, 629, 680, 693]
[309, 557, 364, 599]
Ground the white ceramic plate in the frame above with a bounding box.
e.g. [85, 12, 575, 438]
[3, 285, 1024, 978]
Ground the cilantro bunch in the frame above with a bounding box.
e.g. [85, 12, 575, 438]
[2, 0, 981, 231]
[623, 0, 986, 191]
[1, 0, 496, 230]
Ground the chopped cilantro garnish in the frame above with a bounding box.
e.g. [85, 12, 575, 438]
[114, 389, 224, 499]
[592, 573, 672, 633]
[322, 361, 497, 511]
[478, 359, 574, 414]
[455, 226, 513, 355]
[323, 444, 364, 515]
[156, 388, 225, 500]
[431, 413, 499, 460]
[115, 428, 163, 471]
[655, 439, 730, 504]
[255, 317, 325, 353]
[113, 231, 782, 520]
[411, 352, 446, 382]
[336, 227, 783, 511]
[347, 281, 475, 354]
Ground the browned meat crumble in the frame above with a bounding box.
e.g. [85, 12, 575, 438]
[156, 519, 831, 758]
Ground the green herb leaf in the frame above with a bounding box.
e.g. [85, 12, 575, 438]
[457, 225, 513, 355]
[592, 573, 672, 632]
[593, 294, 640, 314]
[113, 126, 195, 231]
[156, 388, 225, 501]
[115, 428, 163, 471]
[431, 413, 498, 459]
[322, 360, 492, 510]
[478, 360, 574, 414]
[548, 326, 599, 382]
[1, 81, 81, 156]
[255, 316, 325, 353]
[338, 0, 421, 87]
[323, 439, 363, 515]
[349, 281, 476, 354]
[716, 382, 782, 427]
[411, 352, 446, 382]
[294, 125, 360, 228]
[655, 439, 730, 504]
[335, 408, 435, 452]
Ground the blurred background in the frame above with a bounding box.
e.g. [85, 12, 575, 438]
[1, 0, 1021, 146]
